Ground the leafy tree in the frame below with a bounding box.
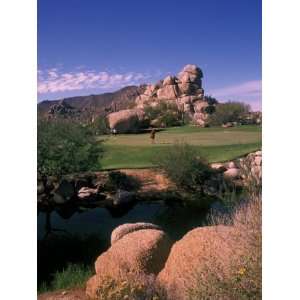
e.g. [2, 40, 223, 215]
[89, 116, 109, 135]
[37, 119, 102, 176]
[144, 102, 182, 127]
[207, 101, 250, 126]
[204, 95, 218, 106]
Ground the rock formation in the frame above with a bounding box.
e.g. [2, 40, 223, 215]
[134, 64, 210, 126]
[106, 108, 146, 133]
[86, 224, 172, 299]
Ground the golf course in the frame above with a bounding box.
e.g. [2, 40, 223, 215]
[98, 125, 262, 169]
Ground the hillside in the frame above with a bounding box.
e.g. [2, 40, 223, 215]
[37, 85, 146, 120]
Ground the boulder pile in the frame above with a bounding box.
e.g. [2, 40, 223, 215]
[106, 64, 214, 131]
[135, 64, 210, 126]
[211, 150, 262, 185]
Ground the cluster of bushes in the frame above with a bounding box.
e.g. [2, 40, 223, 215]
[88, 115, 110, 135]
[37, 119, 102, 177]
[154, 144, 214, 195]
[94, 273, 166, 300]
[207, 101, 251, 126]
[144, 102, 183, 127]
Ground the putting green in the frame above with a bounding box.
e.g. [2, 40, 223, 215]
[97, 125, 262, 169]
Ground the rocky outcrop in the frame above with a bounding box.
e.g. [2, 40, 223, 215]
[211, 150, 262, 185]
[86, 225, 172, 299]
[106, 108, 146, 133]
[47, 100, 81, 120]
[135, 64, 212, 126]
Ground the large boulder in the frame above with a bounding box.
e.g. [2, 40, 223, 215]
[224, 167, 240, 179]
[86, 227, 172, 299]
[107, 109, 145, 133]
[94, 228, 172, 275]
[157, 226, 232, 299]
[111, 222, 161, 245]
[156, 85, 179, 100]
[177, 64, 203, 86]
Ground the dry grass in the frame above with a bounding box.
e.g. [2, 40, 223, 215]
[188, 197, 262, 299]
[87, 272, 167, 300]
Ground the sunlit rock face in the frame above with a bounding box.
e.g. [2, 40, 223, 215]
[135, 64, 210, 126]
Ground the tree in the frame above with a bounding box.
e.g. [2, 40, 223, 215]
[144, 102, 182, 127]
[153, 143, 214, 194]
[207, 101, 250, 126]
[204, 95, 218, 106]
[37, 119, 102, 176]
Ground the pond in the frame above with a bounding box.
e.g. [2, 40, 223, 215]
[37, 201, 209, 287]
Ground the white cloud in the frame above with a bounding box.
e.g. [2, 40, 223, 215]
[209, 80, 262, 110]
[38, 68, 149, 94]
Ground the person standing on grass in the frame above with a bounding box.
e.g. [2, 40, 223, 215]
[150, 128, 156, 144]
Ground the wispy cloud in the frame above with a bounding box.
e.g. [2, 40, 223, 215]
[209, 80, 262, 110]
[38, 68, 150, 94]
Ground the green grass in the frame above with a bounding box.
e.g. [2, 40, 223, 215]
[98, 125, 261, 169]
[38, 264, 93, 293]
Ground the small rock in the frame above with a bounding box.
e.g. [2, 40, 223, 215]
[52, 193, 67, 204]
[78, 187, 99, 200]
[112, 189, 135, 206]
[210, 163, 224, 170]
[227, 161, 236, 169]
[254, 156, 262, 166]
[37, 182, 45, 195]
[224, 168, 240, 179]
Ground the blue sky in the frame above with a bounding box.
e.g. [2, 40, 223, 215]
[38, 0, 261, 110]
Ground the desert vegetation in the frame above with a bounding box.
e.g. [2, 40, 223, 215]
[207, 101, 251, 126]
[188, 197, 261, 300]
[37, 119, 102, 176]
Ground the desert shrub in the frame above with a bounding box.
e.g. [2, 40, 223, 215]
[204, 105, 216, 114]
[153, 143, 215, 195]
[90, 116, 110, 135]
[95, 273, 167, 300]
[237, 156, 262, 198]
[204, 95, 218, 106]
[188, 197, 262, 299]
[105, 171, 141, 191]
[144, 102, 182, 127]
[37, 119, 102, 176]
[207, 101, 250, 126]
[51, 264, 92, 291]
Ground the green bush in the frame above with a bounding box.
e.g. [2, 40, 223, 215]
[207, 101, 250, 126]
[39, 263, 92, 292]
[94, 274, 167, 300]
[204, 95, 218, 106]
[37, 119, 102, 176]
[89, 116, 110, 135]
[104, 171, 141, 191]
[144, 102, 182, 127]
[153, 143, 214, 195]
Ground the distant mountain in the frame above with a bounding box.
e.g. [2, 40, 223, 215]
[38, 85, 146, 121]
